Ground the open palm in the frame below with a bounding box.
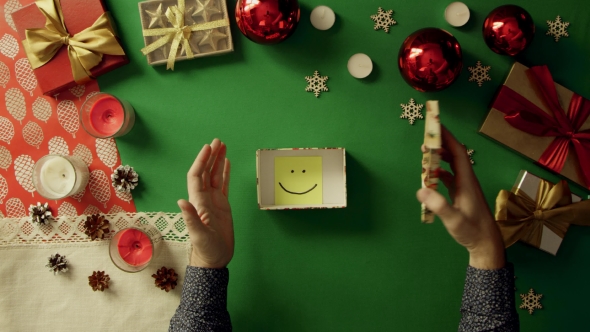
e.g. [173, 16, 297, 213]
[178, 139, 234, 269]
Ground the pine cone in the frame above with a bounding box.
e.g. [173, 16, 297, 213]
[152, 266, 178, 292]
[29, 202, 53, 225]
[84, 214, 110, 240]
[88, 271, 110, 291]
[111, 165, 139, 193]
[46, 253, 68, 275]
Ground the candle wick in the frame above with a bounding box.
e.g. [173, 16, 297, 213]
[321, 8, 325, 19]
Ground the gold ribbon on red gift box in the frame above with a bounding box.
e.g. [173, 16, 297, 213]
[495, 178, 590, 250]
[23, 0, 125, 84]
[492, 65, 590, 189]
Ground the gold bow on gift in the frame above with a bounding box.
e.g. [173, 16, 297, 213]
[495, 179, 590, 249]
[140, 0, 229, 70]
[24, 0, 125, 84]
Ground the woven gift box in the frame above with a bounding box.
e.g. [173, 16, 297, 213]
[139, 0, 233, 69]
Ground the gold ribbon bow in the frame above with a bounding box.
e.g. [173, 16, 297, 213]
[495, 179, 590, 249]
[140, 0, 229, 70]
[24, 0, 125, 84]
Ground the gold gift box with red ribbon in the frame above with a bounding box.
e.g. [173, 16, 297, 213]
[480, 62, 590, 190]
[495, 170, 589, 255]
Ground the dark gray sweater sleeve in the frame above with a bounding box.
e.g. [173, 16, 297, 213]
[459, 264, 519, 332]
[169, 266, 232, 332]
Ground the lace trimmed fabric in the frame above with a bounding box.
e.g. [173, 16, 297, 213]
[0, 212, 190, 247]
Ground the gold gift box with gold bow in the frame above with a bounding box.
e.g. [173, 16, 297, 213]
[139, 0, 233, 69]
[495, 170, 590, 255]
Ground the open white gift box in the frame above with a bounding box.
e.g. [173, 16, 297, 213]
[512, 170, 581, 255]
[256, 148, 347, 210]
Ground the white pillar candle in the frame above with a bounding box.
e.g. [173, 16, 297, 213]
[444, 2, 470, 27]
[347, 53, 373, 79]
[33, 155, 89, 199]
[310, 6, 335, 30]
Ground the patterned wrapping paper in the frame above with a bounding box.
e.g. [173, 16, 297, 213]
[0, 0, 136, 219]
[421, 101, 441, 223]
[256, 148, 347, 210]
[139, 0, 233, 67]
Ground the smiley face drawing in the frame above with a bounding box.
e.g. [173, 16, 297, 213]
[274, 156, 323, 205]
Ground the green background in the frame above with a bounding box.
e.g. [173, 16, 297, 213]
[100, 0, 590, 330]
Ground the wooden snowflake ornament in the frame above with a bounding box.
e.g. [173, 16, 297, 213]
[520, 288, 543, 314]
[546, 16, 569, 42]
[462, 144, 475, 164]
[305, 71, 329, 98]
[370, 7, 396, 33]
[400, 98, 424, 125]
[468, 61, 491, 87]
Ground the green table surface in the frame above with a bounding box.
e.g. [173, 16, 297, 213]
[100, 0, 590, 330]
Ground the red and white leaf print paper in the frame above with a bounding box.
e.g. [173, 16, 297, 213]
[0, 33, 18, 59]
[3, 0, 21, 32]
[48, 136, 69, 155]
[14, 57, 36, 95]
[0, 60, 10, 87]
[32, 96, 52, 122]
[0, 0, 135, 217]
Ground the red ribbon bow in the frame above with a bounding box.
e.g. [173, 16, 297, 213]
[492, 65, 590, 189]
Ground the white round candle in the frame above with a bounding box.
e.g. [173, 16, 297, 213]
[444, 2, 470, 27]
[347, 53, 373, 79]
[310, 6, 335, 30]
[39, 156, 76, 197]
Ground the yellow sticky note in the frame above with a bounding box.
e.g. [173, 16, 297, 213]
[275, 156, 323, 205]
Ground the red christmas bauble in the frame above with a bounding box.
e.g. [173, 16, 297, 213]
[482, 5, 535, 56]
[398, 28, 463, 92]
[235, 0, 300, 45]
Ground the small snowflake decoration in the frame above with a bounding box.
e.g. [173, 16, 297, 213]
[546, 16, 569, 42]
[29, 202, 53, 225]
[520, 288, 543, 314]
[468, 61, 491, 87]
[305, 71, 329, 98]
[370, 7, 397, 33]
[400, 98, 424, 125]
[466, 147, 475, 165]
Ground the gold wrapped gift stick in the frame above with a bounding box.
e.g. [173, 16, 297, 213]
[421, 101, 442, 223]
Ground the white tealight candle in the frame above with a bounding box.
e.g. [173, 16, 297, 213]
[347, 53, 373, 79]
[444, 2, 470, 27]
[310, 5, 335, 30]
[33, 155, 89, 199]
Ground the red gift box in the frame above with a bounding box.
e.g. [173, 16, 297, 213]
[12, 0, 128, 96]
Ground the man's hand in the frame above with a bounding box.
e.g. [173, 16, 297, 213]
[416, 127, 505, 270]
[178, 139, 234, 269]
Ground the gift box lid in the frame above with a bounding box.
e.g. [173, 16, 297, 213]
[12, 0, 129, 96]
[480, 62, 590, 190]
[256, 148, 346, 210]
[511, 170, 582, 255]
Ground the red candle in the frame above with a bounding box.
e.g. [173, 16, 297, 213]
[116, 228, 153, 267]
[80, 93, 135, 138]
[89, 95, 124, 136]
